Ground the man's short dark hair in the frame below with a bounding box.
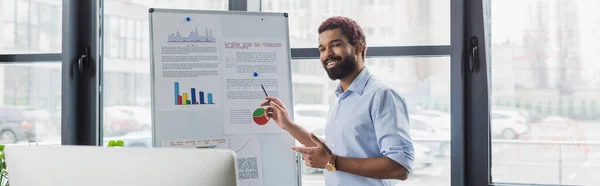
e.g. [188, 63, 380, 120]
[318, 16, 366, 60]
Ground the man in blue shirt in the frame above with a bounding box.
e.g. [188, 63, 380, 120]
[260, 16, 414, 186]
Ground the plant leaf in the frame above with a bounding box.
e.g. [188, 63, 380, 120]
[115, 140, 124, 147]
[108, 140, 116, 147]
[0, 145, 5, 152]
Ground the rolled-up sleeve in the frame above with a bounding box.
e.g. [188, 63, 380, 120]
[371, 89, 414, 174]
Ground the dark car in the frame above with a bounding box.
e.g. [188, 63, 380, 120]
[0, 107, 35, 143]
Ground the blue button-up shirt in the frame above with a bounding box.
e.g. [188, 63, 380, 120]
[324, 67, 414, 186]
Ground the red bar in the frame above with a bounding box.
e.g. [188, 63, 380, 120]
[178, 96, 183, 105]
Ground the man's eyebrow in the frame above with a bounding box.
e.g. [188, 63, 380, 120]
[318, 39, 343, 48]
[329, 39, 343, 44]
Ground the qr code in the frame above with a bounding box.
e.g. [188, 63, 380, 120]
[237, 157, 259, 180]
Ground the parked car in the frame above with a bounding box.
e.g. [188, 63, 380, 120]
[103, 108, 143, 136]
[409, 114, 451, 157]
[21, 108, 58, 139]
[492, 106, 544, 122]
[0, 107, 36, 143]
[105, 106, 151, 131]
[412, 108, 450, 131]
[490, 109, 530, 139]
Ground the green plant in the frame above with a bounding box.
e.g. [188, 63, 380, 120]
[107, 140, 124, 147]
[0, 145, 8, 186]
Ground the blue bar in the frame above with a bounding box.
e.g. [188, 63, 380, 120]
[208, 93, 213, 104]
[199, 91, 205, 104]
[191, 88, 197, 104]
[174, 82, 179, 105]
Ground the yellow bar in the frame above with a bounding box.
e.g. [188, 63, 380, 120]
[183, 93, 188, 105]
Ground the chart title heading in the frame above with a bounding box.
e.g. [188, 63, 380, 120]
[224, 42, 283, 49]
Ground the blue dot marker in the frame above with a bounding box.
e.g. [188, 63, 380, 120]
[253, 72, 258, 77]
[186, 17, 191, 22]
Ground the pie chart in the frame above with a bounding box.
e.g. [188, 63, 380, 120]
[253, 108, 269, 125]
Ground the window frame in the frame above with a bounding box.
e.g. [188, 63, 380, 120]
[0, 0, 100, 146]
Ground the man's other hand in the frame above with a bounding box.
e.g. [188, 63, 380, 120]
[292, 133, 333, 169]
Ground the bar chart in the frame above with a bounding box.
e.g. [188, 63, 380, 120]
[174, 82, 215, 105]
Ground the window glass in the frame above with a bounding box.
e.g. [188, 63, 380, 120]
[261, 0, 450, 47]
[296, 110, 328, 118]
[107, 16, 119, 57]
[3, 23, 15, 47]
[118, 17, 126, 58]
[15, 24, 29, 48]
[30, 26, 39, 50]
[16, 0, 28, 23]
[2, 0, 15, 21]
[30, 2, 38, 26]
[487, 0, 600, 185]
[0, 0, 61, 54]
[136, 21, 143, 59]
[102, 0, 228, 146]
[126, 19, 135, 59]
[0, 63, 62, 145]
[291, 57, 450, 185]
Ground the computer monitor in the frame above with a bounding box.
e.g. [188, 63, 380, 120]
[4, 145, 237, 186]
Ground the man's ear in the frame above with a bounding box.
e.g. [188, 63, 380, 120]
[355, 42, 366, 58]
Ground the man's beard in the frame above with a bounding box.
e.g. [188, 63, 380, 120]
[323, 55, 358, 80]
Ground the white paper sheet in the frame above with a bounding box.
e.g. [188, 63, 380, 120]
[221, 38, 290, 135]
[152, 13, 223, 112]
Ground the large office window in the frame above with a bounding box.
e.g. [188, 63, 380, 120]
[0, 0, 62, 145]
[487, 0, 600, 185]
[101, 0, 228, 144]
[262, 0, 451, 185]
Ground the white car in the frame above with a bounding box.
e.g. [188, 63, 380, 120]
[105, 106, 152, 131]
[490, 109, 530, 139]
[413, 108, 451, 131]
[409, 114, 451, 157]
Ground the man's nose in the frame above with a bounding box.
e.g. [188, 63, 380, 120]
[326, 51, 335, 59]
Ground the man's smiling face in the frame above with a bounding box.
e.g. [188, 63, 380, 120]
[318, 28, 359, 80]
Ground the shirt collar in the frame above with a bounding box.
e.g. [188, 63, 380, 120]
[334, 66, 372, 97]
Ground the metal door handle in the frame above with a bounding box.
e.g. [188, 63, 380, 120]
[469, 36, 479, 73]
[78, 47, 89, 73]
